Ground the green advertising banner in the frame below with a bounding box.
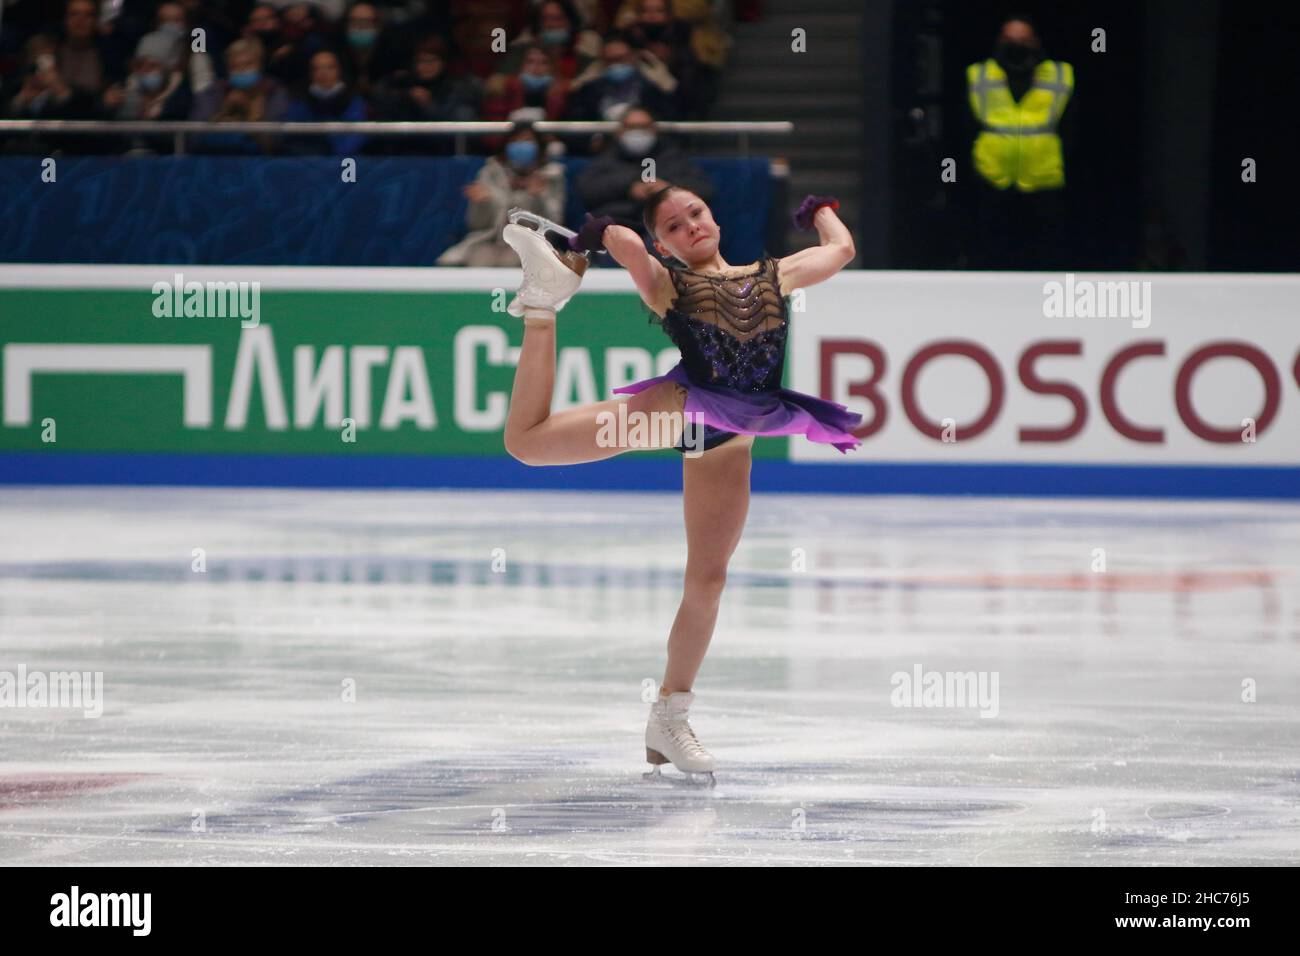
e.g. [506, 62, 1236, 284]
[0, 268, 787, 460]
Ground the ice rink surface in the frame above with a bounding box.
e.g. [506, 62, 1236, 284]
[0, 485, 1296, 866]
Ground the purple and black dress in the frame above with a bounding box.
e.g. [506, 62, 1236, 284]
[612, 254, 864, 454]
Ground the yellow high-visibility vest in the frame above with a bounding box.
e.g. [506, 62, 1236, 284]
[967, 58, 1074, 191]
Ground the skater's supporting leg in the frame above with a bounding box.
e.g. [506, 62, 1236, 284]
[504, 319, 687, 465]
[660, 434, 753, 694]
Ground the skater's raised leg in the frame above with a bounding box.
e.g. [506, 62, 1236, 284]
[504, 322, 685, 465]
[501, 222, 686, 466]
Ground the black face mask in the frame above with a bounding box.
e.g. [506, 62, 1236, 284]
[254, 29, 281, 48]
[995, 40, 1041, 74]
[639, 23, 668, 41]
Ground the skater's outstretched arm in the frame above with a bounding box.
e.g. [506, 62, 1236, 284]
[777, 200, 855, 296]
[604, 223, 675, 315]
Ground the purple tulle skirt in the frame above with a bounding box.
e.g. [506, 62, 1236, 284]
[612, 362, 864, 454]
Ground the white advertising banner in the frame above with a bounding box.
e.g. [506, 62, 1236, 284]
[789, 272, 1300, 465]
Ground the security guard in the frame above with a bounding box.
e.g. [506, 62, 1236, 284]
[966, 16, 1074, 268]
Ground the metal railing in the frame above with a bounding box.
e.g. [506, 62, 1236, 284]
[0, 119, 794, 156]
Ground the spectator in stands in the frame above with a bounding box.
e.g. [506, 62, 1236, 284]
[74, 0, 151, 67]
[620, 0, 708, 118]
[244, 2, 328, 90]
[244, 4, 295, 85]
[366, 0, 446, 30]
[575, 105, 712, 257]
[339, 2, 407, 95]
[566, 31, 677, 122]
[258, 0, 348, 19]
[437, 122, 566, 266]
[613, 0, 730, 113]
[3, 33, 99, 153]
[284, 48, 368, 155]
[59, 0, 122, 96]
[480, 43, 570, 153]
[494, 0, 601, 83]
[559, 0, 610, 34]
[190, 37, 290, 153]
[371, 34, 481, 155]
[155, 1, 215, 95]
[171, 1, 246, 65]
[101, 30, 193, 154]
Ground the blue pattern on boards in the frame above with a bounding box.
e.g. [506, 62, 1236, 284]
[0, 155, 772, 265]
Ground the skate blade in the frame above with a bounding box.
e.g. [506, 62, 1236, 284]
[506, 206, 607, 261]
[641, 764, 717, 788]
[506, 206, 577, 240]
[502, 221, 590, 279]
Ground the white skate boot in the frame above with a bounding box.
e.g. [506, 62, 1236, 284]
[644, 690, 717, 787]
[502, 208, 587, 320]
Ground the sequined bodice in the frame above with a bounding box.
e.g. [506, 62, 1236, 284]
[656, 255, 788, 394]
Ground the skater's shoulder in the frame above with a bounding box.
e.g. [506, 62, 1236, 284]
[622, 254, 677, 320]
[645, 267, 677, 319]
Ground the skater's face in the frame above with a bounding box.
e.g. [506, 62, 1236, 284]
[652, 192, 719, 265]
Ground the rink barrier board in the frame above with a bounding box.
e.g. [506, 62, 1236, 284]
[3, 453, 1300, 499]
[2, 266, 1298, 498]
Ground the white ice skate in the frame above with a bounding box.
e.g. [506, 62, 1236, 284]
[502, 207, 588, 320]
[644, 690, 717, 787]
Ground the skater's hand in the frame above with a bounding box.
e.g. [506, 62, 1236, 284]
[793, 194, 840, 231]
[568, 212, 616, 253]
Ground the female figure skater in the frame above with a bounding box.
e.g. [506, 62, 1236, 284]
[501, 185, 861, 784]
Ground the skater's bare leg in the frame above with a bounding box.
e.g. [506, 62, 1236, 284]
[504, 317, 688, 465]
[660, 434, 753, 694]
[502, 216, 692, 464]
